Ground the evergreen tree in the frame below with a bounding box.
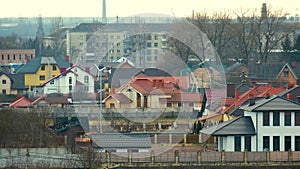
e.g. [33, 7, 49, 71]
[294, 35, 300, 51]
[281, 34, 292, 52]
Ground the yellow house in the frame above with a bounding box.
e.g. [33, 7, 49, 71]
[16, 56, 70, 90]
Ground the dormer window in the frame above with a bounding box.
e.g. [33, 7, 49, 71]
[41, 65, 45, 71]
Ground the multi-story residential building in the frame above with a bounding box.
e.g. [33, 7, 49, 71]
[66, 23, 104, 63]
[0, 49, 35, 65]
[16, 56, 70, 92]
[68, 23, 172, 68]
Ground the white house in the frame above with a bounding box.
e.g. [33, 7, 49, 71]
[41, 65, 94, 95]
[201, 95, 300, 152]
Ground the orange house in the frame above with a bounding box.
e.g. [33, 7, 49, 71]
[276, 63, 298, 88]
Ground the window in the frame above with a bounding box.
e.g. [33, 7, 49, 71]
[273, 136, 280, 151]
[2, 90, 6, 95]
[234, 136, 241, 152]
[2, 80, 6, 84]
[263, 112, 270, 126]
[178, 102, 182, 107]
[295, 136, 300, 151]
[285, 112, 291, 126]
[154, 42, 158, 47]
[147, 42, 151, 47]
[84, 86, 89, 91]
[147, 55, 151, 61]
[39, 75, 45, 80]
[154, 35, 158, 40]
[273, 112, 280, 126]
[147, 34, 152, 40]
[7, 54, 10, 60]
[167, 102, 172, 107]
[13, 54, 15, 60]
[52, 65, 57, 71]
[245, 136, 251, 152]
[189, 102, 194, 107]
[284, 71, 289, 77]
[263, 136, 270, 151]
[41, 65, 45, 71]
[69, 77, 72, 84]
[84, 76, 89, 83]
[50, 80, 54, 85]
[79, 42, 83, 47]
[19, 54, 21, 60]
[285, 136, 291, 151]
[295, 113, 300, 126]
[1, 54, 3, 60]
[69, 85, 72, 91]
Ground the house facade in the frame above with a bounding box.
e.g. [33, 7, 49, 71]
[103, 73, 201, 112]
[16, 56, 70, 91]
[201, 95, 300, 152]
[42, 65, 94, 96]
[0, 72, 11, 95]
[0, 49, 35, 65]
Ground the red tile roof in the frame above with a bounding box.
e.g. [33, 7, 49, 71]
[9, 96, 32, 108]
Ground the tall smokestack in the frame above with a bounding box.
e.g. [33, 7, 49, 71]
[102, 0, 107, 23]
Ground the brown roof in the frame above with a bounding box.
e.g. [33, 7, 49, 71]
[110, 93, 132, 103]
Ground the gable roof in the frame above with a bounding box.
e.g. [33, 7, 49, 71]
[200, 116, 256, 136]
[7, 74, 27, 89]
[276, 63, 299, 80]
[248, 63, 285, 80]
[9, 96, 32, 108]
[70, 22, 104, 32]
[103, 93, 132, 103]
[241, 95, 300, 112]
[16, 56, 69, 74]
[90, 133, 151, 149]
[236, 83, 252, 96]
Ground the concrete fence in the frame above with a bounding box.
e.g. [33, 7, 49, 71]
[2, 148, 300, 168]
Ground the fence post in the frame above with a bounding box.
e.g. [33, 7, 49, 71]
[288, 149, 292, 162]
[221, 150, 225, 162]
[128, 150, 132, 165]
[151, 150, 155, 165]
[266, 151, 270, 163]
[169, 133, 172, 144]
[154, 134, 157, 144]
[106, 150, 111, 167]
[197, 150, 201, 164]
[184, 134, 187, 144]
[175, 150, 179, 164]
[244, 149, 248, 164]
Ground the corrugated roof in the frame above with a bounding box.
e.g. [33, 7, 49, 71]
[200, 116, 256, 136]
[90, 133, 151, 149]
[100, 23, 172, 33]
[248, 63, 284, 80]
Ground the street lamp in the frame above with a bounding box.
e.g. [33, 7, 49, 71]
[95, 64, 111, 133]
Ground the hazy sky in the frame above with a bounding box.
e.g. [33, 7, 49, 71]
[0, 0, 299, 18]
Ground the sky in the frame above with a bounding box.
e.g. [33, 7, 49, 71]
[0, 0, 299, 18]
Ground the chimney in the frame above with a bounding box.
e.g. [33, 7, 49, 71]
[102, 0, 107, 23]
[249, 97, 255, 106]
[227, 83, 235, 98]
[60, 67, 67, 73]
[25, 55, 31, 62]
[65, 55, 70, 62]
[85, 67, 90, 73]
[235, 89, 239, 98]
[287, 93, 292, 100]
[110, 85, 116, 94]
[152, 80, 157, 88]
